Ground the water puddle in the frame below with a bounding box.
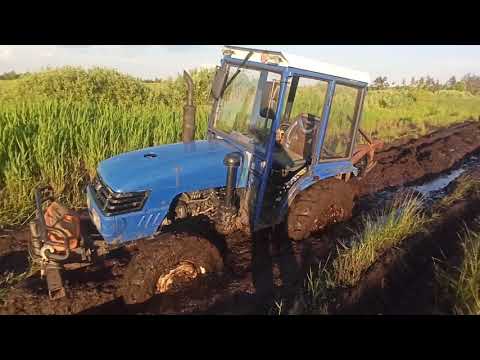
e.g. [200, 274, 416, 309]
[356, 153, 480, 213]
[413, 167, 467, 195]
[412, 154, 480, 199]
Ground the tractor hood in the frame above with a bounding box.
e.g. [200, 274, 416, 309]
[97, 139, 241, 193]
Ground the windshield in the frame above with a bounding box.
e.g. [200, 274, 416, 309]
[214, 65, 282, 153]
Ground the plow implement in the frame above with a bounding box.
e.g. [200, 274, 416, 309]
[352, 128, 384, 176]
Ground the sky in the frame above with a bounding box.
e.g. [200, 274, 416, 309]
[0, 45, 479, 84]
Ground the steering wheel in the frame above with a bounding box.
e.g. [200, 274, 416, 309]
[279, 114, 342, 159]
[282, 114, 318, 144]
[297, 116, 316, 134]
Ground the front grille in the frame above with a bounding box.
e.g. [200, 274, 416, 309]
[91, 175, 148, 216]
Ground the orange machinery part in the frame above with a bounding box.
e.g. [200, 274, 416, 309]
[352, 128, 384, 167]
[44, 202, 81, 252]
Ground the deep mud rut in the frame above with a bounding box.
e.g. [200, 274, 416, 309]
[2, 120, 480, 315]
[350, 120, 480, 197]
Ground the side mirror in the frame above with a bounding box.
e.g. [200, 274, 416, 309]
[259, 81, 279, 119]
[211, 66, 228, 100]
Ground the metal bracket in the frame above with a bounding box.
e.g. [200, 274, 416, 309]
[45, 264, 66, 300]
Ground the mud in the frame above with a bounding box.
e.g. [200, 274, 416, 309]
[332, 169, 480, 315]
[0, 228, 30, 276]
[351, 121, 480, 197]
[2, 120, 480, 315]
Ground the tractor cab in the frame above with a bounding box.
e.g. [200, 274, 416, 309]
[208, 46, 379, 229]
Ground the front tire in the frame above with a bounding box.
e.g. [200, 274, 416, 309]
[287, 178, 354, 241]
[120, 232, 223, 305]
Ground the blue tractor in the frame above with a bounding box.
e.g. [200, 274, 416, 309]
[29, 46, 382, 303]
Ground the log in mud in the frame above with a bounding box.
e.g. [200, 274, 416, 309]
[2, 120, 480, 315]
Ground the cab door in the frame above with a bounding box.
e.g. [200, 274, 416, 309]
[249, 75, 288, 230]
[314, 82, 365, 164]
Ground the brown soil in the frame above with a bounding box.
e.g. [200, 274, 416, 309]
[2, 120, 480, 315]
[330, 169, 480, 315]
[351, 121, 480, 197]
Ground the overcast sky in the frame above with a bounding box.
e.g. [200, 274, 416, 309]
[1, 45, 479, 83]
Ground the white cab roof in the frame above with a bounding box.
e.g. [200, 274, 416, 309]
[223, 46, 370, 84]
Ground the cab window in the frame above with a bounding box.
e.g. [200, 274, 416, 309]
[320, 84, 362, 160]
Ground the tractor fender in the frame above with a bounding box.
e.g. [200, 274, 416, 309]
[275, 161, 358, 223]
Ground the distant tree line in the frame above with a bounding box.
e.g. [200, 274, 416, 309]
[0, 71, 30, 80]
[371, 73, 480, 95]
[143, 72, 480, 96]
[142, 77, 163, 83]
[3, 69, 480, 96]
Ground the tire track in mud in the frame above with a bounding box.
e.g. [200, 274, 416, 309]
[2, 120, 480, 315]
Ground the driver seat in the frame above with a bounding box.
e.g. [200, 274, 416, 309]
[272, 113, 319, 171]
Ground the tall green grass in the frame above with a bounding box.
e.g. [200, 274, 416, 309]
[0, 99, 209, 225]
[333, 193, 427, 287]
[0, 67, 214, 226]
[362, 88, 480, 141]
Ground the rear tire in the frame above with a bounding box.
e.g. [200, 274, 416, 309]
[120, 232, 223, 305]
[287, 178, 354, 241]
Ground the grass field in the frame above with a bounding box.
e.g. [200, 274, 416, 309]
[363, 88, 480, 140]
[1, 66, 480, 226]
[0, 80, 16, 99]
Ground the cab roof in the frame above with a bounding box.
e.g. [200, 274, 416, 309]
[223, 46, 371, 85]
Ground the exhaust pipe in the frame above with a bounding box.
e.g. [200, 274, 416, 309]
[223, 152, 242, 210]
[215, 152, 242, 235]
[182, 70, 196, 143]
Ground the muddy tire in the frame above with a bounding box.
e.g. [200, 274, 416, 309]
[287, 178, 354, 241]
[120, 232, 223, 305]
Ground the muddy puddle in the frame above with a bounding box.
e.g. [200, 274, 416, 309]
[412, 154, 480, 197]
[356, 152, 480, 213]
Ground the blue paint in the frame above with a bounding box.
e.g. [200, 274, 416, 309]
[98, 139, 243, 192]
[88, 138, 246, 243]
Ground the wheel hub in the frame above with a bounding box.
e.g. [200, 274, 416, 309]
[156, 261, 206, 293]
